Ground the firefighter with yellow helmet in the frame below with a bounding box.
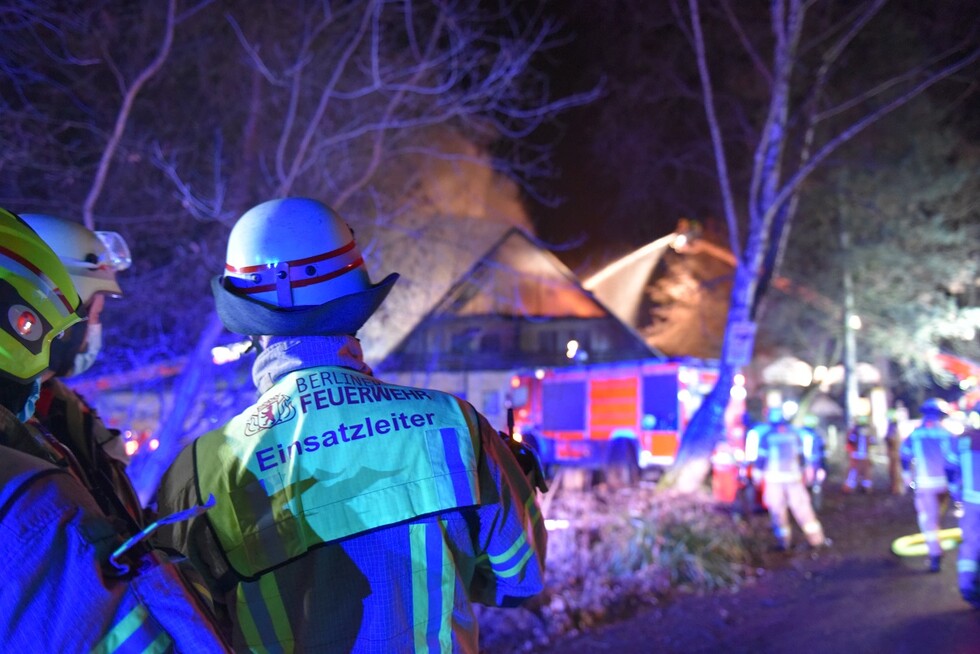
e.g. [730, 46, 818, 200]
[0, 209, 228, 651]
[901, 397, 956, 572]
[154, 197, 547, 652]
[18, 213, 142, 525]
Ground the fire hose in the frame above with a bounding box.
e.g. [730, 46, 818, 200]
[890, 527, 962, 558]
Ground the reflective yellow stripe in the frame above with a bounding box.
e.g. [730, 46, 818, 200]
[235, 586, 266, 653]
[410, 523, 429, 654]
[488, 533, 527, 566]
[140, 632, 172, 654]
[90, 605, 169, 654]
[191, 580, 213, 605]
[260, 572, 295, 653]
[525, 494, 542, 525]
[437, 522, 454, 653]
[410, 522, 454, 653]
[495, 546, 534, 580]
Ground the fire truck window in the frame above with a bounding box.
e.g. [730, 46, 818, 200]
[542, 381, 587, 430]
[510, 385, 528, 408]
[642, 373, 679, 430]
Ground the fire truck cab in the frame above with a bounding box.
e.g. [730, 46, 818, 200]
[507, 358, 745, 484]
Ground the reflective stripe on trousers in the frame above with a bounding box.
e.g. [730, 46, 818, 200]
[236, 573, 295, 653]
[90, 605, 172, 654]
[411, 520, 454, 653]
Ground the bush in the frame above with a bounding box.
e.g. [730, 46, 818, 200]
[477, 483, 762, 653]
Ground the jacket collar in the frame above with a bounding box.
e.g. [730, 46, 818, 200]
[251, 335, 373, 394]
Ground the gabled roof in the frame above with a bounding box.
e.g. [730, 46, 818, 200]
[582, 232, 677, 327]
[379, 228, 657, 371]
[431, 227, 610, 318]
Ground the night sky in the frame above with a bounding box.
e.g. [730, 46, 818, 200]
[522, 0, 980, 276]
[522, 5, 640, 276]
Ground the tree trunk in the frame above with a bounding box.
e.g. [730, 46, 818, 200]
[662, 261, 758, 492]
[130, 310, 226, 506]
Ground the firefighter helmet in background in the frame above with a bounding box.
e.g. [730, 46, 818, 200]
[969, 402, 980, 430]
[767, 406, 785, 423]
[920, 397, 950, 417]
[18, 213, 130, 305]
[212, 197, 399, 336]
[0, 209, 82, 382]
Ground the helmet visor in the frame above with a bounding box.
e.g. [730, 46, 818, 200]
[95, 231, 132, 271]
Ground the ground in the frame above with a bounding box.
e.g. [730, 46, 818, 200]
[528, 465, 980, 654]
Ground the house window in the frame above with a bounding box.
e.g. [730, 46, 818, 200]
[538, 330, 558, 354]
[483, 391, 501, 418]
[480, 333, 501, 352]
[450, 327, 480, 353]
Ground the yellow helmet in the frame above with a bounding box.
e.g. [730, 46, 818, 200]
[0, 208, 82, 382]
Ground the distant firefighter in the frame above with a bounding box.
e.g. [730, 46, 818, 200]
[884, 405, 907, 496]
[843, 417, 876, 494]
[752, 407, 829, 551]
[901, 398, 956, 573]
[946, 404, 980, 608]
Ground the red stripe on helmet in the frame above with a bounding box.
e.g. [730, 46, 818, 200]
[0, 244, 75, 313]
[230, 257, 365, 295]
[225, 240, 357, 274]
[292, 257, 364, 289]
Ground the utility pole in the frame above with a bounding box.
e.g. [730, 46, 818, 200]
[840, 222, 859, 429]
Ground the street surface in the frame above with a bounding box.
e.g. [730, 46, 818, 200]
[533, 465, 980, 654]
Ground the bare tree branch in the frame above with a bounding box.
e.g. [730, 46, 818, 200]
[688, 0, 742, 256]
[81, 0, 176, 230]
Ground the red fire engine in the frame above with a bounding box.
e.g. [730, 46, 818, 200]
[506, 358, 746, 485]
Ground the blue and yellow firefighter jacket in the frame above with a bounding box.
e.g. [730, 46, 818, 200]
[155, 345, 546, 653]
[0, 405, 229, 653]
[948, 430, 980, 505]
[755, 423, 811, 484]
[846, 425, 874, 461]
[901, 421, 955, 490]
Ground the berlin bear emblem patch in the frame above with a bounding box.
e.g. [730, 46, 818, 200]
[244, 395, 297, 436]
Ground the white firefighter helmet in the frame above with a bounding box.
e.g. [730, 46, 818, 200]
[919, 397, 950, 417]
[19, 213, 131, 305]
[212, 198, 398, 336]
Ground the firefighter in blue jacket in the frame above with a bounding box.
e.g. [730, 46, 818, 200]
[752, 407, 827, 550]
[154, 198, 547, 652]
[0, 209, 228, 652]
[901, 398, 956, 572]
[947, 404, 980, 608]
[842, 417, 876, 494]
[20, 213, 143, 528]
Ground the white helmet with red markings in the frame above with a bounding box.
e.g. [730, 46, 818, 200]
[212, 197, 398, 336]
[19, 213, 130, 304]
